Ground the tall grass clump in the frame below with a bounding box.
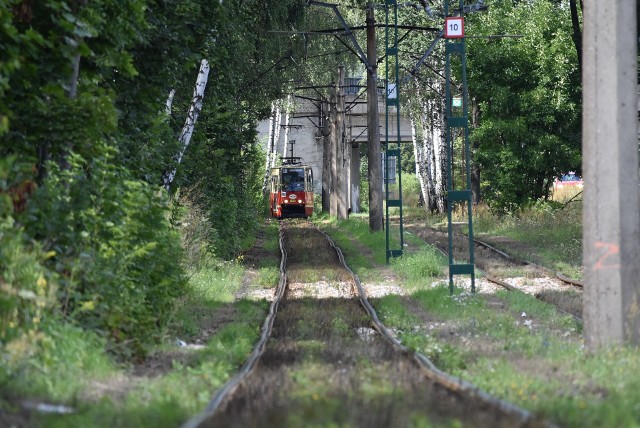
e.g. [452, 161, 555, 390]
[316, 215, 387, 269]
[471, 200, 582, 275]
[391, 248, 445, 289]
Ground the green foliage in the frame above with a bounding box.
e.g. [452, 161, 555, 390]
[25, 152, 185, 357]
[397, 172, 422, 207]
[3, 321, 113, 402]
[0, 157, 58, 385]
[0, 0, 310, 360]
[467, 0, 581, 211]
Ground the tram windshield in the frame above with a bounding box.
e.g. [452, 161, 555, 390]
[282, 168, 305, 191]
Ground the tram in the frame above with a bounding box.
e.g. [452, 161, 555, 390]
[269, 157, 314, 219]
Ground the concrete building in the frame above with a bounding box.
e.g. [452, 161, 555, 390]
[256, 79, 413, 202]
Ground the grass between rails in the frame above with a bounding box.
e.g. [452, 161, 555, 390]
[472, 201, 582, 279]
[320, 215, 640, 428]
[2, 247, 274, 428]
[407, 194, 582, 279]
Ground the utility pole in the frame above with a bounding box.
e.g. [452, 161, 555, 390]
[583, 0, 640, 349]
[329, 78, 339, 217]
[367, 5, 384, 231]
[336, 65, 350, 219]
[321, 99, 332, 213]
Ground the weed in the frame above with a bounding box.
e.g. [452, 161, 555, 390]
[391, 248, 445, 286]
[471, 202, 582, 276]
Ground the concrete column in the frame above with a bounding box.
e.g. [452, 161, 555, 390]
[330, 84, 338, 218]
[337, 66, 349, 219]
[367, 5, 383, 231]
[322, 101, 331, 213]
[351, 144, 361, 213]
[583, 0, 640, 349]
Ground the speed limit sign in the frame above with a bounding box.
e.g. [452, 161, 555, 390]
[445, 17, 464, 39]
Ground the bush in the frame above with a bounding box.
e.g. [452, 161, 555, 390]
[25, 150, 186, 357]
[0, 157, 59, 385]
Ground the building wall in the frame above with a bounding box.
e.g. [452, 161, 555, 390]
[256, 94, 413, 195]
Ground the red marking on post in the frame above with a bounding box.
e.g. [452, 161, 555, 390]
[593, 241, 621, 270]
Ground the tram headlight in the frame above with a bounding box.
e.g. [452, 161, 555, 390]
[298, 199, 302, 203]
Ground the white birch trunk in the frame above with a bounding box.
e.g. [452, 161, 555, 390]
[411, 118, 429, 208]
[261, 102, 277, 195]
[433, 100, 447, 213]
[166, 89, 176, 115]
[163, 59, 210, 191]
[282, 95, 293, 157]
[272, 106, 282, 166]
[282, 103, 291, 158]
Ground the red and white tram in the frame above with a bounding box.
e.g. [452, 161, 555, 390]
[269, 157, 314, 219]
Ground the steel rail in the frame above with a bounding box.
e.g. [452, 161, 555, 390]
[472, 236, 584, 289]
[181, 225, 289, 428]
[315, 225, 552, 428]
[428, 225, 584, 290]
[407, 230, 584, 324]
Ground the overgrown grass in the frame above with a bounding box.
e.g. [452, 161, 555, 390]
[472, 202, 582, 278]
[29, 298, 266, 428]
[5, 222, 278, 428]
[373, 278, 640, 428]
[315, 213, 447, 287]
[390, 249, 445, 291]
[313, 213, 385, 280]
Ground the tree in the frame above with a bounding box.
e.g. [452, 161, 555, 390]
[466, 0, 581, 211]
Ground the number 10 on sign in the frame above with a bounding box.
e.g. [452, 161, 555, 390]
[445, 17, 464, 39]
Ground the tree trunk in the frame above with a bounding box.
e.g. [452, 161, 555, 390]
[261, 102, 277, 195]
[470, 96, 481, 204]
[330, 81, 338, 218]
[163, 59, 210, 191]
[411, 116, 429, 208]
[166, 89, 176, 115]
[351, 144, 361, 213]
[282, 95, 291, 158]
[433, 95, 447, 213]
[366, 6, 383, 231]
[569, 0, 583, 73]
[272, 106, 282, 164]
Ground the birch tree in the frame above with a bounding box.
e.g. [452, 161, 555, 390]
[272, 105, 283, 166]
[408, 75, 447, 213]
[261, 102, 277, 195]
[163, 59, 210, 191]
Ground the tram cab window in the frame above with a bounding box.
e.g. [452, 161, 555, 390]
[282, 168, 305, 191]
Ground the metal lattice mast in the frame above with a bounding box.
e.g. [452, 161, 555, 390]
[384, 0, 404, 262]
[444, 0, 475, 293]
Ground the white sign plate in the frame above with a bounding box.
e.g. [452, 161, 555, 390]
[445, 17, 464, 39]
[387, 83, 397, 99]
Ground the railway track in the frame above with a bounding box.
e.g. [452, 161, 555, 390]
[183, 221, 550, 428]
[404, 223, 583, 322]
